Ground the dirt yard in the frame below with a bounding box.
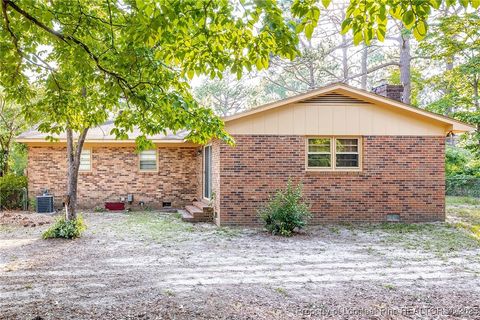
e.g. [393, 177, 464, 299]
[1, 198, 480, 320]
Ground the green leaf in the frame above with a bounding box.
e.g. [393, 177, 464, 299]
[305, 23, 314, 39]
[402, 10, 415, 28]
[322, 0, 331, 8]
[430, 0, 442, 9]
[390, 6, 402, 19]
[255, 59, 263, 70]
[340, 19, 352, 34]
[413, 20, 428, 40]
[376, 25, 386, 42]
[353, 31, 363, 45]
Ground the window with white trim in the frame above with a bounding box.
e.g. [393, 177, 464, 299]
[79, 149, 91, 171]
[307, 137, 360, 170]
[139, 150, 157, 171]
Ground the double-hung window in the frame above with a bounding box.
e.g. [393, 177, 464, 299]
[307, 137, 361, 170]
[139, 150, 157, 171]
[307, 138, 332, 168]
[79, 149, 91, 171]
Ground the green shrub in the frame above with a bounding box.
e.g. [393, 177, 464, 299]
[29, 197, 36, 211]
[0, 174, 27, 209]
[42, 215, 87, 239]
[446, 175, 480, 198]
[259, 181, 311, 236]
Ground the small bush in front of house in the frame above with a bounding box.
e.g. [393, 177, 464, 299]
[0, 174, 27, 209]
[42, 215, 86, 239]
[259, 181, 311, 236]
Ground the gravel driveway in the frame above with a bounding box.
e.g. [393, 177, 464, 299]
[1, 207, 480, 319]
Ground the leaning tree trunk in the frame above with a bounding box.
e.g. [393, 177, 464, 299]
[360, 44, 368, 90]
[341, 34, 349, 83]
[473, 76, 480, 150]
[445, 58, 454, 116]
[0, 149, 8, 177]
[65, 127, 88, 221]
[0, 136, 12, 177]
[399, 32, 411, 104]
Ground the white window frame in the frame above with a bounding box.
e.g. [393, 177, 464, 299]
[139, 149, 158, 172]
[79, 149, 92, 172]
[306, 137, 362, 171]
[203, 145, 212, 200]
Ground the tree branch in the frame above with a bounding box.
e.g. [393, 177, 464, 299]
[5, 0, 134, 92]
[345, 61, 401, 81]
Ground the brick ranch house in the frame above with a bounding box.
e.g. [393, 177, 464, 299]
[18, 83, 474, 226]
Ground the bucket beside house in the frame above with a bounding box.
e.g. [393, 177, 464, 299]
[105, 202, 125, 211]
[104, 194, 132, 211]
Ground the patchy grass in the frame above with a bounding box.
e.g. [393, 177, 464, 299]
[448, 206, 480, 226]
[163, 289, 176, 297]
[214, 226, 241, 238]
[447, 196, 480, 206]
[383, 283, 396, 291]
[0, 224, 13, 233]
[375, 222, 479, 254]
[117, 212, 195, 241]
[447, 196, 480, 241]
[350, 198, 480, 255]
[274, 287, 288, 296]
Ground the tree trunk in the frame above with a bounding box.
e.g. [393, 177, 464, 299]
[308, 59, 315, 90]
[399, 32, 411, 104]
[473, 77, 480, 150]
[473, 77, 479, 111]
[361, 44, 368, 90]
[445, 58, 454, 116]
[65, 127, 88, 221]
[0, 137, 11, 177]
[1, 149, 9, 176]
[341, 34, 349, 83]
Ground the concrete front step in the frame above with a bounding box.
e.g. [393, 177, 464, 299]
[181, 202, 214, 223]
[193, 201, 210, 210]
[179, 209, 194, 222]
[185, 205, 202, 215]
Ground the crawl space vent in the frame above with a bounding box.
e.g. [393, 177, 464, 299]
[386, 214, 401, 222]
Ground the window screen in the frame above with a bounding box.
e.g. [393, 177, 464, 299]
[79, 149, 91, 171]
[139, 150, 157, 171]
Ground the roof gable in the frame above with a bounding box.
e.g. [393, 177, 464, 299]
[223, 83, 474, 134]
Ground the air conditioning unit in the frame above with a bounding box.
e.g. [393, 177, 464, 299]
[37, 195, 54, 213]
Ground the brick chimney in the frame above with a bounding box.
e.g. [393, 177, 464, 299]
[371, 83, 404, 102]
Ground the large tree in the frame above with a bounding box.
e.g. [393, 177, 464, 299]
[1, 0, 478, 219]
[419, 13, 480, 151]
[0, 92, 27, 176]
[0, 0, 302, 219]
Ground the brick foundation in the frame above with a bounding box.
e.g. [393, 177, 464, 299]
[217, 135, 445, 226]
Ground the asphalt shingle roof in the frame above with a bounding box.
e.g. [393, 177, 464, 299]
[17, 121, 188, 141]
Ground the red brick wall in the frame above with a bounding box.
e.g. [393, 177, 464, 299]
[27, 146, 199, 209]
[217, 135, 445, 226]
[211, 141, 222, 224]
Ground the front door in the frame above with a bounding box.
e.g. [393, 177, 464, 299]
[203, 145, 212, 199]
